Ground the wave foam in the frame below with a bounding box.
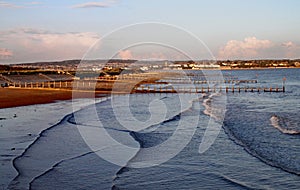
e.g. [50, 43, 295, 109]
[270, 115, 300, 135]
[203, 92, 226, 122]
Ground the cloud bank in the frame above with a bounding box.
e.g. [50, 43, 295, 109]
[118, 50, 133, 60]
[0, 28, 99, 63]
[0, 1, 42, 8]
[0, 1, 22, 8]
[218, 37, 300, 59]
[0, 48, 13, 59]
[72, 1, 117, 8]
[218, 37, 273, 59]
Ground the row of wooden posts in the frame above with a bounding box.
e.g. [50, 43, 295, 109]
[7, 80, 285, 93]
[8, 80, 105, 89]
[9, 81, 74, 89]
[135, 85, 285, 93]
[159, 79, 258, 84]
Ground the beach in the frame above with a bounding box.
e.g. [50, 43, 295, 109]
[1, 68, 300, 189]
[0, 88, 109, 109]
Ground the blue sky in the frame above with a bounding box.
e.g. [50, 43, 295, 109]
[1, 0, 300, 63]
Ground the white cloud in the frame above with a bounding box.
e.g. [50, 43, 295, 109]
[118, 50, 133, 60]
[218, 37, 273, 59]
[72, 0, 117, 8]
[0, 48, 13, 59]
[117, 49, 171, 60]
[27, 2, 42, 5]
[281, 41, 300, 58]
[0, 1, 42, 8]
[0, 1, 23, 8]
[0, 28, 100, 63]
[282, 41, 296, 48]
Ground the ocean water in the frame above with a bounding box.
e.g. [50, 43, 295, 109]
[2, 68, 300, 189]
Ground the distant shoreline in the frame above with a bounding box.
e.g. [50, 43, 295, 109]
[219, 66, 300, 70]
[180, 67, 300, 71]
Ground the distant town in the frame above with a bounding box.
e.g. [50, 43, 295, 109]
[1, 59, 300, 76]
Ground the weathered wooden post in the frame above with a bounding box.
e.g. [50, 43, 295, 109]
[283, 77, 286, 92]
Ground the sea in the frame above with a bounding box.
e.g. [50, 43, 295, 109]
[1, 68, 300, 190]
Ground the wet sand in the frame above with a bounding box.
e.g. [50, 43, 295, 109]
[0, 88, 109, 109]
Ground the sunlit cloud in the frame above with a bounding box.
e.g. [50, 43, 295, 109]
[0, 1, 42, 8]
[117, 50, 173, 60]
[281, 41, 300, 58]
[217, 37, 300, 59]
[218, 37, 274, 59]
[72, 0, 117, 9]
[0, 28, 100, 63]
[282, 41, 296, 48]
[0, 1, 23, 8]
[27, 2, 42, 5]
[135, 52, 168, 60]
[0, 48, 13, 59]
[118, 50, 133, 60]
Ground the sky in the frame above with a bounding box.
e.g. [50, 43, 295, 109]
[0, 0, 300, 63]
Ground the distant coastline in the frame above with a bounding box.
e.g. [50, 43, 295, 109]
[1, 59, 298, 109]
[1, 59, 300, 73]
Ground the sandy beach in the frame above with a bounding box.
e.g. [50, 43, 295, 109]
[0, 88, 109, 109]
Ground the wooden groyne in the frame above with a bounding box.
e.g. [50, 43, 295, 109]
[134, 86, 285, 93]
[4, 80, 285, 94]
[159, 79, 257, 84]
[1, 73, 286, 94]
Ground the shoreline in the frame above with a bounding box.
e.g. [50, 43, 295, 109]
[183, 67, 300, 71]
[219, 66, 300, 70]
